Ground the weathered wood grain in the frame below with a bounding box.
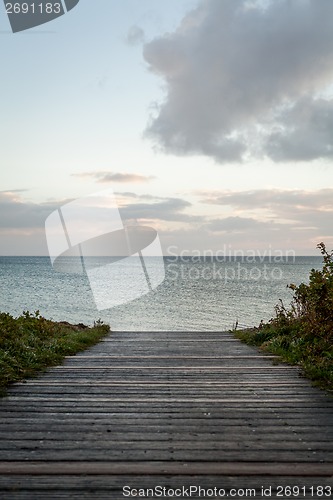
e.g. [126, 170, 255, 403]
[0, 330, 332, 498]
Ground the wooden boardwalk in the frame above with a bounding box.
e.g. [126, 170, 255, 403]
[0, 331, 332, 498]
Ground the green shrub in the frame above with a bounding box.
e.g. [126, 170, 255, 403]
[236, 243, 333, 392]
[275, 242, 333, 341]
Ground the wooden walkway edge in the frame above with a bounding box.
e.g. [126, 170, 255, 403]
[0, 331, 332, 498]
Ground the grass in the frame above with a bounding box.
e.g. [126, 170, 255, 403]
[235, 325, 333, 393]
[0, 310, 110, 396]
[233, 242, 333, 394]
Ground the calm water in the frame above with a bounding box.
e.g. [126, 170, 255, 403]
[0, 256, 322, 331]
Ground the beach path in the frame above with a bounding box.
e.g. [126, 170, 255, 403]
[0, 330, 332, 498]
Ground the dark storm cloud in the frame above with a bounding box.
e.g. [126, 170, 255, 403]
[143, 0, 333, 163]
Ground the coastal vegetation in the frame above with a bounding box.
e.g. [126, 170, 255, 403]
[235, 242, 333, 393]
[0, 311, 110, 396]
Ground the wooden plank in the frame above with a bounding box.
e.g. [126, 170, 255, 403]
[0, 431, 332, 443]
[1, 451, 332, 462]
[66, 355, 280, 359]
[51, 365, 298, 369]
[2, 440, 333, 450]
[0, 476, 332, 500]
[15, 382, 309, 395]
[2, 395, 329, 403]
[0, 477, 331, 500]
[1, 423, 332, 434]
[0, 461, 332, 476]
[4, 396, 332, 408]
[100, 339, 241, 342]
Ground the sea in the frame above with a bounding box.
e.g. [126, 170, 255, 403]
[0, 256, 323, 331]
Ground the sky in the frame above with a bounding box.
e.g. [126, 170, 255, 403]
[1, 0, 333, 256]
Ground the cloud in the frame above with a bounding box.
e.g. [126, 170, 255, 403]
[265, 97, 333, 161]
[207, 216, 264, 233]
[120, 197, 202, 223]
[159, 190, 333, 255]
[0, 192, 57, 229]
[143, 0, 333, 163]
[0, 189, 27, 193]
[126, 25, 145, 46]
[0, 192, 59, 255]
[200, 188, 333, 211]
[1, 189, 333, 255]
[199, 188, 333, 236]
[115, 192, 164, 201]
[73, 171, 155, 183]
[0, 191, 200, 255]
[0, 190, 198, 238]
